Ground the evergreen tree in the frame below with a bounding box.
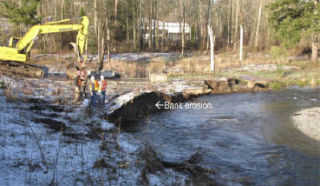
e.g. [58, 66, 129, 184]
[0, 0, 41, 26]
[268, 0, 319, 48]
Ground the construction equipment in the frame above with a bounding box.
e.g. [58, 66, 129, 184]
[0, 16, 89, 78]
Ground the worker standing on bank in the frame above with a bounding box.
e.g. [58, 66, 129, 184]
[99, 75, 107, 103]
[74, 66, 81, 102]
[90, 76, 99, 105]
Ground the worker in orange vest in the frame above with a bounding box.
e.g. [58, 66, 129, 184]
[89, 76, 99, 105]
[98, 75, 107, 103]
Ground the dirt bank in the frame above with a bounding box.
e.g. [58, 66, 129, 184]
[292, 107, 320, 141]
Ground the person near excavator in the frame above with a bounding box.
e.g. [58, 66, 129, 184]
[98, 75, 107, 103]
[90, 76, 99, 105]
[76, 65, 87, 100]
[74, 66, 81, 102]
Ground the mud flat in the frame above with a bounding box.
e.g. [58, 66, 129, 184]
[292, 107, 320, 141]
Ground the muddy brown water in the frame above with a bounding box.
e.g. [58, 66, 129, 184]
[0, 88, 320, 185]
[128, 88, 320, 185]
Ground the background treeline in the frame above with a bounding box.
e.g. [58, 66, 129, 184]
[0, 0, 319, 62]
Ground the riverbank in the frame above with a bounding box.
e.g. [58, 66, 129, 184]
[1, 53, 319, 122]
[292, 107, 320, 141]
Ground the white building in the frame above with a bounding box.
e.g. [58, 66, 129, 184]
[142, 19, 191, 40]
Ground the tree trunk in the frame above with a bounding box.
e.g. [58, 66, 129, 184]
[254, 0, 263, 48]
[312, 0, 319, 63]
[61, 0, 65, 19]
[181, 0, 186, 55]
[133, 1, 137, 49]
[106, 9, 111, 64]
[239, 25, 243, 62]
[208, 25, 215, 72]
[231, 0, 234, 46]
[198, 0, 204, 50]
[152, 0, 156, 48]
[97, 0, 106, 71]
[126, 14, 130, 41]
[155, 1, 159, 50]
[98, 25, 105, 71]
[206, 0, 212, 50]
[94, 0, 98, 34]
[148, 1, 152, 49]
[139, 0, 144, 50]
[161, 21, 165, 51]
[234, 0, 239, 52]
[312, 36, 318, 63]
[114, 0, 119, 20]
[227, 0, 232, 48]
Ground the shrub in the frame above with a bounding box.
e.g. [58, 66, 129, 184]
[270, 46, 287, 60]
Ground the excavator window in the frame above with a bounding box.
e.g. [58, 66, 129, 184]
[8, 37, 20, 48]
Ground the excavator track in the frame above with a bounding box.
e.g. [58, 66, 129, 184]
[0, 61, 47, 78]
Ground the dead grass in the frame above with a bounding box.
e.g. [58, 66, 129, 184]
[29, 52, 319, 90]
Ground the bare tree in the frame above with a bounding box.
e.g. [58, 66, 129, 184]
[148, 0, 152, 49]
[97, 0, 106, 71]
[312, 0, 319, 63]
[94, 0, 98, 34]
[181, 0, 186, 55]
[234, 0, 239, 52]
[240, 25, 243, 61]
[115, 0, 119, 20]
[208, 25, 215, 72]
[254, 0, 263, 48]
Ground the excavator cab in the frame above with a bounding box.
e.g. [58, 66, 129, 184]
[8, 37, 20, 48]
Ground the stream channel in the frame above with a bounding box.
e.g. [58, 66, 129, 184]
[0, 88, 319, 185]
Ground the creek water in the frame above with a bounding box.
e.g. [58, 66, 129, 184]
[128, 88, 320, 185]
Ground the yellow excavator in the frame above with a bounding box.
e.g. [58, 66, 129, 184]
[0, 16, 89, 78]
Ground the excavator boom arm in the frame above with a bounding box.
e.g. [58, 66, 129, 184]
[17, 24, 83, 51]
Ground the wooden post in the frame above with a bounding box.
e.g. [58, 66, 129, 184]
[240, 25, 243, 62]
[208, 25, 215, 72]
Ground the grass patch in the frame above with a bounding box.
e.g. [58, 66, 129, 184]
[269, 81, 286, 90]
[296, 80, 309, 87]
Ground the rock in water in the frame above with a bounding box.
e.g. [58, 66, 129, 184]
[292, 107, 320, 141]
[247, 81, 256, 89]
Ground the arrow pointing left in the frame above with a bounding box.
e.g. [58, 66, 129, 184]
[155, 101, 163, 109]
